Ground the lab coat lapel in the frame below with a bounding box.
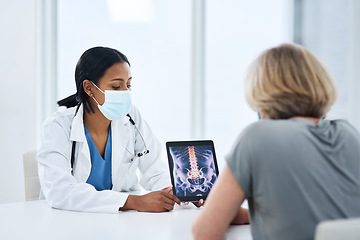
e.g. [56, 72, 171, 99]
[69, 105, 91, 181]
[111, 117, 130, 184]
[69, 105, 85, 143]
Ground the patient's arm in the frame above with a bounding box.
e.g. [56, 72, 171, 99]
[231, 207, 249, 225]
[192, 165, 248, 240]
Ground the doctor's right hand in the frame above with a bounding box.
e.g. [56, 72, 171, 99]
[119, 186, 181, 212]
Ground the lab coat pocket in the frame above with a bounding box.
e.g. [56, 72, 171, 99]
[116, 158, 139, 191]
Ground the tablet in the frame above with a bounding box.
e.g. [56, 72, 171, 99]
[166, 140, 219, 202]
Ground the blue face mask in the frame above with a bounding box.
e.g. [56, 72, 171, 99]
[91, 82, 132, 120]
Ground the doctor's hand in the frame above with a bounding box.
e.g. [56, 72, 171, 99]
[120, 186, 181, 213]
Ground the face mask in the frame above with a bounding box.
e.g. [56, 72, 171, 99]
[91, 82, 132, 120]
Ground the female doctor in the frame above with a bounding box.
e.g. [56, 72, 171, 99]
[37, 46, 181, 213]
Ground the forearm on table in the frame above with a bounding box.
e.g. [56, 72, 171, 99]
[119, 195, 138, 211]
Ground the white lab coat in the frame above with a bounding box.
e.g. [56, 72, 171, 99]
[37, 104, 170, 213]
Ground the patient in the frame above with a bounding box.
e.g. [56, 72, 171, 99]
[192, 43, 360, 240]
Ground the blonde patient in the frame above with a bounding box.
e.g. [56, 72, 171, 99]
[192, 43, 360, 240]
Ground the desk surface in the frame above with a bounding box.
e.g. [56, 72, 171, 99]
[0, 200, 251, 240]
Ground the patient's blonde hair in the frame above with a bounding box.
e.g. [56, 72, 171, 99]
[245, 43, 337, 119]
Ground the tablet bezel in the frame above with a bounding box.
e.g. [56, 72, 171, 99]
[166, 140, 219, 202]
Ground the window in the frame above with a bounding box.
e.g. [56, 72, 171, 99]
[205, 0, 292, 167]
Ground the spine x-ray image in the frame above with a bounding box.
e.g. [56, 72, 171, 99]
[169, 145, 217, 197]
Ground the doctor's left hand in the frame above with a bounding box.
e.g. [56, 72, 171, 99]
[120, 186, 181, 213]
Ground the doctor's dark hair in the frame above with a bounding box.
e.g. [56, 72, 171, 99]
[57, 46, 130, 113]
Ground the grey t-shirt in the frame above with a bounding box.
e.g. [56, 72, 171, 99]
[226, 119, 360, 240]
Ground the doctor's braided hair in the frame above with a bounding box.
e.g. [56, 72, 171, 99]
[57, 46, 130, 114]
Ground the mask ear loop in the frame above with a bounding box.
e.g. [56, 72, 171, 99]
[90, 81, 105, 106]
[91, 93, 100, 106]
[90, 81, 105, 94]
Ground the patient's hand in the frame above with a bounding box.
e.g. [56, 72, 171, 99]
[183, 199, 204, 208]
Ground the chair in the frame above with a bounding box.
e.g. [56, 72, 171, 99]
[314, 218, 360, 240]
[23, 150, 40, 201]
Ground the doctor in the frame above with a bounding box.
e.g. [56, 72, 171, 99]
[37, 46, 181, 213]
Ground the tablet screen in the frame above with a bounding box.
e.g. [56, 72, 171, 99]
[166, 140, 219, 202]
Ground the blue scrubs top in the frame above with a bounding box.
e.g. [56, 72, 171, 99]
[84, 124, 112, 191]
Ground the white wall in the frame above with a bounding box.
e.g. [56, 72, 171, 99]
[0, 0, 37, 203]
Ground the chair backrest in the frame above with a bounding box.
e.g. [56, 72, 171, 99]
[23, 150, 40, 201]
[315, 218, 360, 240]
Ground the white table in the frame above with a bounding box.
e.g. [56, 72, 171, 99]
[0, 200, 251, 240]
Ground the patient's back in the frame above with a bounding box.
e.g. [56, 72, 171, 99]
[226, 118, 360, 240]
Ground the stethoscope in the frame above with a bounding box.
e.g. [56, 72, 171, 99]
[125, 114, 150, 159]
[70, 104, 150, 170]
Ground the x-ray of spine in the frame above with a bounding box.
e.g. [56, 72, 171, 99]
[169, 145, 217, 197]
